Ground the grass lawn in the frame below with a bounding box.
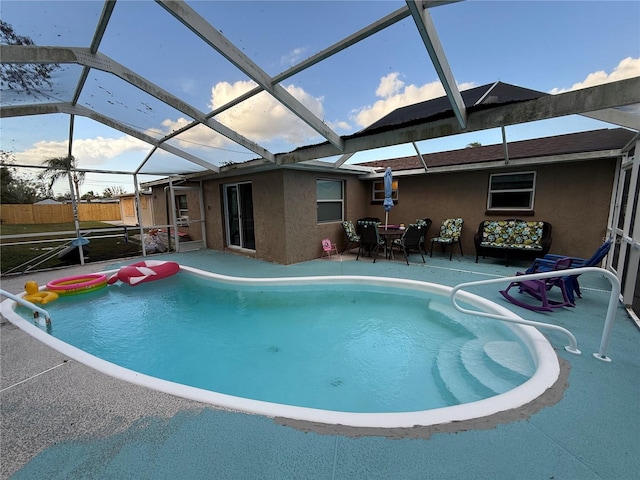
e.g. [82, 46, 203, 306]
[1, 222, 143, 275]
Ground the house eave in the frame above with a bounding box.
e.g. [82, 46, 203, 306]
[358, 149, 625, 179]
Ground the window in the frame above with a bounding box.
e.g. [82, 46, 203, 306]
[488, 172, 536, 210]
[317, 179, 343, 223]
[175, 194, 188, 220]
[372, 179, 398, 202]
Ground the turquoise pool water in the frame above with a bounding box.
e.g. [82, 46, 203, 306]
[17, 271, 535, 414]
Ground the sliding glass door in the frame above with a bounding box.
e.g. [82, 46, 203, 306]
[224, 182, 255, 250]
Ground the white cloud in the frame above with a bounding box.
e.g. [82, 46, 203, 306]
[14, 136, 147, 167]
[328, 120, 352, 132]
[353, 73, 476, 128]
[280, 47, 307, 67]
[550, 57, 640, 94]
[158, 117, 229, 150]
[376, 72, 405, 98]
[207, 80, 326, 144]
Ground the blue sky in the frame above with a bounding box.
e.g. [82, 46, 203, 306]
[1, 0, 639, 196]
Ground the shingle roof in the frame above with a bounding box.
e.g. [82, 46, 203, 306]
[357, 128, 637, 171]
[354, 81, 547, 137]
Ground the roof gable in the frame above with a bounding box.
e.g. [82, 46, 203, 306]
[357, 81, 547, 136]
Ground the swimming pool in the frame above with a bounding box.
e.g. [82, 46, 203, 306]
[2, 265, 559, 428]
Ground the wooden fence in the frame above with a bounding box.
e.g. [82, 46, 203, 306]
[0, 203, 122, 224]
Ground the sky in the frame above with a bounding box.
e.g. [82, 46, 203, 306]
[1, 0, 639, 196]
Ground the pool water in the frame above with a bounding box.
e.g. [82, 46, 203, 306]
[18, 272, 536, 414]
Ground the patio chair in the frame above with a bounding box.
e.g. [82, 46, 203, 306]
[392, 223, 426, 265]
[356, 220, 385, 262]
[500, 257, 575, 312]
[415, 218, 432, 251]
[357, 217, 381, 224]
[341, 221, 361, 254]
[430, 218, 464, 260]
[524, 238, 613, 303]
[321, 238, 339, 259]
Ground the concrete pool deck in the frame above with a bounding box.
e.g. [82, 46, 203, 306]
[1, 250, 639, 479]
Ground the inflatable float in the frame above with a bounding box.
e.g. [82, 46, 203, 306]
[23, 281, 59, 305]
[47, 273, 108, 296]
[107, 260, 180, 286]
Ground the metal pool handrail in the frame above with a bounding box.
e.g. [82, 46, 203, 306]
[0, 289, 51, 326]
[450, 267, 621, 362]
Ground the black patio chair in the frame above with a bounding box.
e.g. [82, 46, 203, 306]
[430, 218, 464, 260]
[415, 218, 432, 251]
[392, 223, 426, 265]
[357, 217, 381, 224]
[356, 221, 385, 262]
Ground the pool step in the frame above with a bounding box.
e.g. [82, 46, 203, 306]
[435, 338, 487, 405]
[460, 340, 529, 395]
[484, 341, 535, 378]
[435, 338, 531, 404]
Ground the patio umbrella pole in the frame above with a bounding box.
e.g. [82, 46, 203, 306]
[383, 167, 394, 230]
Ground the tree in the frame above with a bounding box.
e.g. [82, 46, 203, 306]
[466, 142, 482, 148]
[1, 153, 49, 203]
[103, 185, 126, 198]
[0, 20, 60, 96]
[81, 191, 95, 203]
[38, 156, 85, 202]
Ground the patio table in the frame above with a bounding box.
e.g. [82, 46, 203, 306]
[378, 226, 404, 259]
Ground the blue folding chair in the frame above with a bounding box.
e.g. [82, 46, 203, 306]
[524, 238, 613, 303]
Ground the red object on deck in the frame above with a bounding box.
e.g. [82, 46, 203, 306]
[107, 260, 180, 286]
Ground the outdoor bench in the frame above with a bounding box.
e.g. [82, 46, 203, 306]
[474, 218, 552, 266]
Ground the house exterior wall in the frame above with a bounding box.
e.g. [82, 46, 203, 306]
[200, 170, 287, 262]
[281, 169, 369, 263]
[197, 169, 368, 264]
[150, 157, 616, 265]
[360, 159, 616, 260]
[119, 194, 153, 227]
[180, 188, 203, 242]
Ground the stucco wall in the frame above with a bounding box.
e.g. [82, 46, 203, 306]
[281, 170, 369, 263]
[201, 180, 224, 250]
[151, 158, 615, 264]
[360, 159, 616, 260]
[119, 194, 154, 227]
[198, 170, 368, 264]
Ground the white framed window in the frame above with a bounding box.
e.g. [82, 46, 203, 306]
[317, 179, 344, 223]
[488, 172, 536, 210]
[175, 194, 188, 219]
[372, 179, 398, 202]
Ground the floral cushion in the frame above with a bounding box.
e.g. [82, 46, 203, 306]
[342, 221, 360, 241]
[432, 218, 463, 243]
[480, 220, 544, 250]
